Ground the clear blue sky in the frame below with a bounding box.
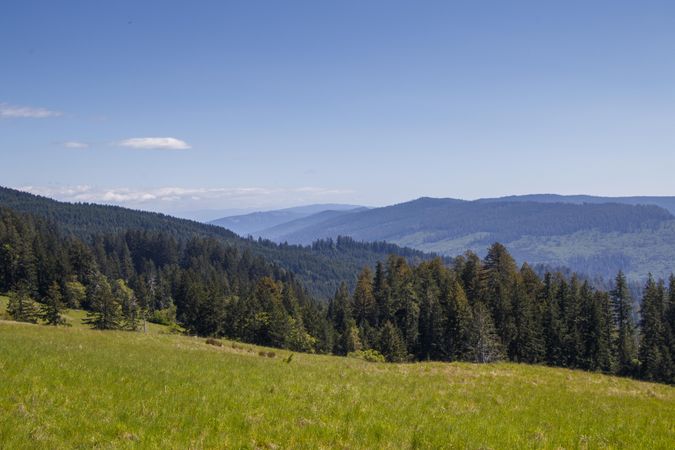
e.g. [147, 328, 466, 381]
[2, 0, 674, 217]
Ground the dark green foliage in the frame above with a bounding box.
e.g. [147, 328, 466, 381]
[41, 281, 66, 326]
[638, 276, 672, 382]
[611, 271, 638, 375]
[84, 275, 122, 330]
[378, 321, 407, 362]
[7, 282, 39, 323]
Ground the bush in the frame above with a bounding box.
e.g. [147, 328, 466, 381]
[148, 305, 177, 326]
[205, 338, 222, 347]
[348, 349, 386, 363]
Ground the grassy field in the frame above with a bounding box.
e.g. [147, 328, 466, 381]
[1, 314, 674, 448]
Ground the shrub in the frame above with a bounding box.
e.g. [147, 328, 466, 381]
[348, 349, 386, 363]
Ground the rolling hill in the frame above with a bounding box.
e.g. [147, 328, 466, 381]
[1, 319, 672, 448]
[482, 194, 675, 215]
[210, 203, 364, 236]
[223, 196, 675, 281]
[0, 186, 433, 299]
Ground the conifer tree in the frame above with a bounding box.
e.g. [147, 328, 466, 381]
[638, 275, 669, 382]
[542, 273, 565, 365]
[41, 281, 66, 325]
[468, 302, 503, 363]
[378, 320, 407, 362]
[342, 319, 363, 354]
[511, 278, 544, 363]
[611, 271, 638, 375]
[445, 280, 473, 360]
[114, 279, 141, 331]
[352, 267, 377, 327]
[7, 281, 39, 323]
[481, 243, 517, 353]
[84, 274, 122, 330]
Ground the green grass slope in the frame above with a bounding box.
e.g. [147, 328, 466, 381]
[1, 321, 673, 449]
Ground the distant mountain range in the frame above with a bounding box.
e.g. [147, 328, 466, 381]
[210, 204, 365, 236]
[211, 195, 675, 281]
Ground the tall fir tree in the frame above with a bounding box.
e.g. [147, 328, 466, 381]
[41, 281, 66, 325]
[84, 274, 122, 330]
[378, 320, 407, 362]
[638, 276, 671, 382]
[7, 281, 39, 323]
[611, 271, 638, 376]
[469, 302, 503, 363]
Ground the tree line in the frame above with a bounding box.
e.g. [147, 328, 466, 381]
[326, 244, 674, 384]
[2, 206, 673, 384]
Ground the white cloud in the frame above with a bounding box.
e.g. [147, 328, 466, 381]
[63, 141, 89, 149]
[118, 137, 191, 150]
[18, 185, 354, 211]
[0, 102, 62, 118]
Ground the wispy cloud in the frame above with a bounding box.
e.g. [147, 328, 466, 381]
[18, 185, 353, 210]
[118, 137, 191, 150]
[62, 141, 89, 149]
[0, 102, 62, 119]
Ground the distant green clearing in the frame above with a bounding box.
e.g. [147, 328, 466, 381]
[1, 320, 673, 449]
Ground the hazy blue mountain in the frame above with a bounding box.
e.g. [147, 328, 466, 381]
[209, 204, 364, 236]
[257, 207, 369, 242]
[481, 194, 675, 215]
[230, 196, 675, 281]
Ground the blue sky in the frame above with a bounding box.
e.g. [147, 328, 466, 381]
[2, 1, 674, 217]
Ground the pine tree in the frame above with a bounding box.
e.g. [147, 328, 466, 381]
[611, 271, 638, 376]
[342, 319, 363, 354]
[114, 279, 141, 331]
[444, 280, 473, 360]
[84, 274, 122, 330]
[511, 277, 545, 363]
[352, 267, 377, 327]
[542, 273, 565, 365]
[7, 281, 39, 323]
[481, 243, 517, 354]
[638, 275, 668, 382]
[41, 281, 66, 325]
[468, 302, 503, 363]
[378, 320, 407, 362]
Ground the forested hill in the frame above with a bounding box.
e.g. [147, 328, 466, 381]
[0, 186, 437, 299]
[481, 194, 675, 215]
[235, 196, 675, 281]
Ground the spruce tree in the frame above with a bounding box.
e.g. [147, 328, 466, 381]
[378, 320, 407, 362]
[638, 275, 668, 382]
[481, 243, 517, 354]
[542, 274, 565, 365]
[611, 271, 638, 375]
[84, 274, 122, 330]
[41, 281, 66, 325]
[114, 279, 141, 331]
[7, 281, 39, 323]
[468, 302, 503, 363]
[511, 278, 544, 363]
[352, 267, 377, 327]
[445, 280, 473, 360]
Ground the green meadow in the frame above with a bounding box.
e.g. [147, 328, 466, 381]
[0, 299, 673, 449]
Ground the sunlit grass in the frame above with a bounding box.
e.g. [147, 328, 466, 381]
[1, 318, 673, 449]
